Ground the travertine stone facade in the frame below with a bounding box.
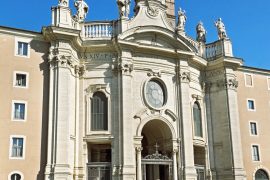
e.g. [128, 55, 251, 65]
[0, 0, 270, 180]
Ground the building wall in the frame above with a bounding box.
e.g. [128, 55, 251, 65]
[0, 28, 49, 180]
[236, 68, 270, 179]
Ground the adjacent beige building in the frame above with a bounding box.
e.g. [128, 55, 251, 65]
[0, 27, 49, 180]
[0, 0, 269, 180]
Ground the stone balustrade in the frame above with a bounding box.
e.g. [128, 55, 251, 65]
[81, 21, 115, 39]
[205, 40, 224, 60]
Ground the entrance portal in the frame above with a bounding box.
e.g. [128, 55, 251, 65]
[140, 120, 174, 180]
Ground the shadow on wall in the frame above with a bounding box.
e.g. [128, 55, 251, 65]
[31, 40, 50, 180]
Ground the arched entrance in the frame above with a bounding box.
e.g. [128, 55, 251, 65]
[255, 169, 269, 180]
[139, 119, 176, 180]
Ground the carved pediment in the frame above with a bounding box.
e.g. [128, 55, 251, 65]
[119, 27, 197, 53]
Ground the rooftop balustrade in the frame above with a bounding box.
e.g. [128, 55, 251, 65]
[205, 39, 233, 60]
[81, 21, 116, 40]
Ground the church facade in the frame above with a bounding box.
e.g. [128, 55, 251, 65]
[0, 0, 270, 180]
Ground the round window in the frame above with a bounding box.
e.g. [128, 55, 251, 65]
[145, 80, 166, 109]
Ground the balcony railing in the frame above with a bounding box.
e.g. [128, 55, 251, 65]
[195, 165, 206, 180]
[81, 21, 115, 39]
[87, 163, 111, 180]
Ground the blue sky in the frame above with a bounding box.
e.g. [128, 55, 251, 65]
[0, 0, 269, 69]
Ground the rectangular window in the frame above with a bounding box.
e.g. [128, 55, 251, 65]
[15, 37, 31, 58]
[13, 71, 29, 88]
[250, 122, 258, 135]
[13, 103, 25, 120]
[17, 42, 28, 56]
[245, 74, 253, 87]
[247, 99, 255, 111]
[252, 145, 260, 161]
[11, 138, 24, 157]
[9, 136, 26, 159]
[15, 73, 27, 87]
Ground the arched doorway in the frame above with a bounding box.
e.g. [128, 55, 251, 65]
[140, 120, 175, 180]
[255, 169, 269, 180]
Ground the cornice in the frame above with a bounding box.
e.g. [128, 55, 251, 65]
[206, 56, 243, 70]
[0, 26, 45, 41]
[238, 66, 270, 76]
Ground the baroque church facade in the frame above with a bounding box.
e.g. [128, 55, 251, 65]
[1, 0, 270, 180]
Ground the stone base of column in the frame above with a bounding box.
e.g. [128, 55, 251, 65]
[216, 169, 246, 180]
[234, 168, 247, 180]
[44, 164, 72, 180]
[184, 166, 197, 180]
[121, 165, 136, 180]
[73, 167, 85, 180]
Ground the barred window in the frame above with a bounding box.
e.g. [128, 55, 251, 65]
[91, 92, 108, 131]
[193, 102, 203, 137]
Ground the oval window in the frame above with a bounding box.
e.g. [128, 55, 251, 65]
[145, 80, 166, 109]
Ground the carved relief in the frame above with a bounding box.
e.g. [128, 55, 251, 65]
[74, 64, 86, 77]
[225, 78, 238, 89]
[85, 84, 110, 94]
[179, 71, 191, 83]
[113, 62, 134, 75]
[147, 6, 159, 17]
[147, 69, 162, 77]
[192, 94, 202, 101]
[217, 78, 238, 90]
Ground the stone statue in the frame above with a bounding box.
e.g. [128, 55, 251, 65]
[215, 18, 227, 39]
[196, 21, 206, 43]
[177, 8, 187, 32]
[58, 0, 68, 7]
[74, 0, 89, 22]
[117, 0, 131, 19]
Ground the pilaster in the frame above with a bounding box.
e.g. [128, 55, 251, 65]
[113, 50, 136, 180]
[45, 40, 83, 180]
[177, 60, 197, 180]
[205, 65, 246, 180]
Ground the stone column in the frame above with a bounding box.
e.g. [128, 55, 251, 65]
[173, 148, 178, 180]
[136, 146, 143, 180]
[178, 60, 197, 180]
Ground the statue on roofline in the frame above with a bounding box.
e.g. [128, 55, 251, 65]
[117, 0, 131, 19]
[58, 0, 69, 7]
[74, 0, 89, 22]
[196, 21, 206, 43]
[215, 18, 227, 39]
[177, 8, 187, 32]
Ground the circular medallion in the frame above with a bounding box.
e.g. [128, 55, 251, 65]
[145, 80, 165, 109]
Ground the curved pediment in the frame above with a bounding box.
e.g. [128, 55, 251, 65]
[117, 26, 198, 54]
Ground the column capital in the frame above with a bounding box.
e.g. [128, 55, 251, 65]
[135, 146, 143, 152]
